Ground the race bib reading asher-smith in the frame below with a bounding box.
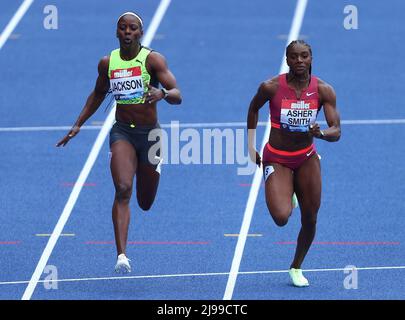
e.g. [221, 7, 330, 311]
[280, 99, 318, 132]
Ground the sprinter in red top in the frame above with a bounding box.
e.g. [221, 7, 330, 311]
[247, 40, 341, 287]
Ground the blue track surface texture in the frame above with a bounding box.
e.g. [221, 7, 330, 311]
[0, 0, 404, 300]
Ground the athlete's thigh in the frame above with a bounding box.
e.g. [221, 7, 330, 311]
[293, 154, 321, 213]
[263, 162, 294, 212]
[110, 140, 137, 188]
[136, 162, 160, 201]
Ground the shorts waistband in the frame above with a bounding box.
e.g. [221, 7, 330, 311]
[271, 121, 281, 129]
[114, 120, 160, 130]
[267, 143, 314, 156]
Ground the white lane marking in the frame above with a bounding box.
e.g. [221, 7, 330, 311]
[2, 119, 405, 132]
[223, 0, 309, 300]
[21, 0, 172, 300]
[2, 265, 404, 286]
[0, 0, 34, 50]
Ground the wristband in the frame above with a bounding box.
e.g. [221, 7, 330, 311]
[161, 88, 169, 99]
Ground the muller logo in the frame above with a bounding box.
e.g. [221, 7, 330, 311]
[114, 70, 133, 78]
[291, 101, 310, 109]
[112, 66, 141, 79]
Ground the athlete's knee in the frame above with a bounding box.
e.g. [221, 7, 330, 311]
[301, 212, 318, 229]
[273, 215, 289, 227]
[266, 202, 291, 227]
[114, 183, 133, 201]
[269, 207, 291, 226]
[136, 191, 156, 211]
[137, 198, 154, 211]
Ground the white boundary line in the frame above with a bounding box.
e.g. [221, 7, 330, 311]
[3, 265, 405, 286]
[0, 0, 34, 50]
[223, 0, 308, 300]
[2, 119, 405, 132]
[21, 0, 172, 300]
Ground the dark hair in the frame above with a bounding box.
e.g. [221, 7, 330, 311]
[286, 40, 312, 74]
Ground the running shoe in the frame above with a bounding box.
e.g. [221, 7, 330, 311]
[292, 192, 298, 209]
[115, 253, 131, 273]
[289, 268, 309, 287]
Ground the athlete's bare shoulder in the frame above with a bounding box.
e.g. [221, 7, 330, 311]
[259, 75, 280, 99]
[98, 56, 110, 76]
[317, 77, 336, 102]
[146, 50, 167, 72]
[147, 50, 165, 61]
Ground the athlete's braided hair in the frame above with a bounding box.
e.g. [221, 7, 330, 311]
[286, 40, 312, 74]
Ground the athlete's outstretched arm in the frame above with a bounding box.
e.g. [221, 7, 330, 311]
[56, 57, 110, 147]
[144, 52, 182, 105]
[247, 81, 273, 165]
[310, 82, 341, 142]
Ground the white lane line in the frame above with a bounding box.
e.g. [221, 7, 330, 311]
[338, 119, 405, 125]
[141, 0, 171, 46]
[3, 265, 405, 286]
[0, 0, 34, 50]
[21, 0, 172, 301]
[21, 111, 115, 301]
[0, 126, 96, 132]
[223, 0, 309, 301]
[2, 119, 405, 132]
[0, 126, 95, 132]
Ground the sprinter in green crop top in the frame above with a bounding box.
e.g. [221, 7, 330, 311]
[57, 12, 182, 273]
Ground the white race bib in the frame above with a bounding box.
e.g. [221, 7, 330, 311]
[264, 165, 275, 182]
[110, 66, 144, 101]
[280, 99, 318, 132]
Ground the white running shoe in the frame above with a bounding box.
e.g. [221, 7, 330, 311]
[289, 268, 309, 287]
[292, 192, 298, 209]
[115, 254, 131, 273]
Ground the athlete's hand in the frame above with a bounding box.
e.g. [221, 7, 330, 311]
[56, 126, 80, 147]
[144, 84, 165, 104]
[309, 123, 323, 139]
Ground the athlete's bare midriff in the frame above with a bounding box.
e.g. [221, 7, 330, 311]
[268, 128, 313, 151]
[115, 103, 158, 125]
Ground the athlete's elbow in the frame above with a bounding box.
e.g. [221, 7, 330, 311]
[172, 95, 182, 105]
[333, 128, 341, 142]
[167, 89, 182, 105]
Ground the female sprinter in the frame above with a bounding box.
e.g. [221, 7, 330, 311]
[247, 40, 340, 286]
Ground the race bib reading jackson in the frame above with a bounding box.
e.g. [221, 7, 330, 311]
[110, 66, 144, 101]
[280, 99, 318, 132]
